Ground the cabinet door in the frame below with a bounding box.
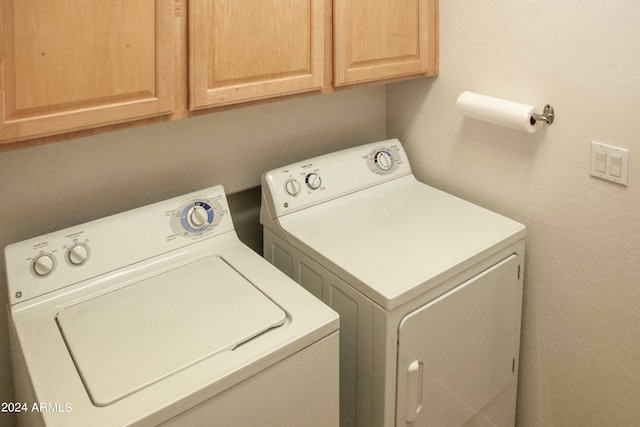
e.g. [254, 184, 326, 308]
[0, 0, 176, 144]
[189, 0, 325, 109]
[334, 0, 437, 86]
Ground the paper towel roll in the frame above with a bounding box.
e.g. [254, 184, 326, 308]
[456, 91, 539, 133]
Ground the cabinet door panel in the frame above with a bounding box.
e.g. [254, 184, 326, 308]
[334, 0, 437, 86]
[0, 0, 176, 143]
[190, 0, 324, 109]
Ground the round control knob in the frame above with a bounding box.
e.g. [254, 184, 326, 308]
[375, 151, 394, 171]
[284, 178, 301, 196]
[33, 254, 55, 277]
[305, 173, 322, 190]
[68, 243, 89, 266]
[187, 205, 209, 230]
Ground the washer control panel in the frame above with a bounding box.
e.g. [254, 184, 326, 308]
[261, 138, 412, 219]
[26, 231, 92, 279]
[5, 186, 232, 305]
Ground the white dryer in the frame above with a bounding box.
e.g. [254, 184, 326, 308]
[260, 139, 526, 427]
[5, 185, 339, 427]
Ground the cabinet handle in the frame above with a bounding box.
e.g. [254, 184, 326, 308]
[405, 360, 423, 423]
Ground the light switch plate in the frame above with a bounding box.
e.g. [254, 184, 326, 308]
[590, 141, 629, 186]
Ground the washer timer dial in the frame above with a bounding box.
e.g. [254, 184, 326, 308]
[186, 205, 210, 230]
[180, 202, 214, 233]
[170, 197, 225, 237]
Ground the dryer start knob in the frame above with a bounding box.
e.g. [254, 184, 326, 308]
[284, 178, 301, 196]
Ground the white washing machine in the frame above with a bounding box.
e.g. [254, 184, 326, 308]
[260, 139, 526, 427]
[5, 185, 339, 427]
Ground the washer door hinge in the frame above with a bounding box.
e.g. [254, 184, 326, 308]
[517, 265, 521, 280]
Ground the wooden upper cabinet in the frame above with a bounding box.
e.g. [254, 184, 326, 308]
[333, 0, 438, 86]
[189, 0, 325, 110]
[0, 0, 438, 150]
[0, 0, 176, 144]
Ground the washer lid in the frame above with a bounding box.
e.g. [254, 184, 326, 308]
[57, 256, 286, 407]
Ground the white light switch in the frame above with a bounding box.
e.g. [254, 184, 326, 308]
[595, 151, 607, 173]
[610, 156, 623, 178]
[590, 141, 629, 186]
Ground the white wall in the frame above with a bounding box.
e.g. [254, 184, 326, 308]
[388, 1, 640, 425]
[0, 86, 386, 422]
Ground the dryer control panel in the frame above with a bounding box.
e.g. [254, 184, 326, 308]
[261, 138, 412, 219]
[5, 186, 232, 305]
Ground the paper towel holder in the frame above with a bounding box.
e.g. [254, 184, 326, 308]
[530, 104, 555, 126]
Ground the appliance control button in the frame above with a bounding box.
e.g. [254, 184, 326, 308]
[284, 178, 301, 196]
[375, 150, 394, 171]
[187, 205, 209, 230]
[305, 173, 322, 190]
[68, 243, 89, 266]
[33, 254, 55, 277]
